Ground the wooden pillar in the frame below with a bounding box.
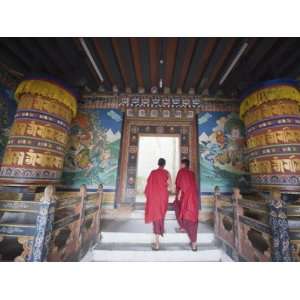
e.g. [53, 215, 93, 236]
[29, 185, 56, 262]
[268, 189, 293, 261]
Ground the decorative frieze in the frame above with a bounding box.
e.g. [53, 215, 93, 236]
[82, 94, 239, 112]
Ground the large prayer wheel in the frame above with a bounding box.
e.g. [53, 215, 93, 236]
[0, 78, 77, 185]
[240, 79, 300, 191]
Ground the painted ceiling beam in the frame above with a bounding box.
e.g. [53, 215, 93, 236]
[163, 37, 178, 90]
[171, 38, 196, 93]
[93, 37, 124, 91]
[92, 37, 116, 86]
[73, 37, 105, 90]
[183, 38, 217, 93]
[57, 38, 100, 90]
[0, 44, 30, 75]
[209, 38, 246, 94]
[0, 38, 33, 71]
[244, 37, 279, 76]
[197, 38, 236, 94]
[176, 37, 196, 92]
[19, 37, 59, 76]
[130, 37, 144, 91]
[273, 40, 300, 77]
[221, 38, 258, 96]
[253, 38, 297, 81]
[112, 37, 137, 92]
[139, 37, 151, 92]
[203, 38, 236, 92]
[149, 37, 160, 90]
[35, 38, 71, 77]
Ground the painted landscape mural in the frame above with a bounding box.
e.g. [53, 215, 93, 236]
[62, 109, 123, 189]
[0, 85, 17, 164]
[198, 112, 250, 194]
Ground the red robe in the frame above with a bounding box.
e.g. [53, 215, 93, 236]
[144, 167, 169, 223]
[175, 167, 199, 223]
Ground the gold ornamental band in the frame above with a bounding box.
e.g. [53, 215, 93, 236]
[249, 156, 300, 174]
[244, 100, 300, 127]
[2, 149, 64, 170]
[247, 127, 300, 149]
[10, 120, 68, 145]
[17, 94, 73, 123]
[240, 85, 300, 120]
[15, 79, 77, 117]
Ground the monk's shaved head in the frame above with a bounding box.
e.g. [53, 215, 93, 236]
[158, 158, 166, 167]
[181, 159, 190, 168]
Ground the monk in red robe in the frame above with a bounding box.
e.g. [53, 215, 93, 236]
[174, 159, 199, 251]
[145, 158, 171, 250]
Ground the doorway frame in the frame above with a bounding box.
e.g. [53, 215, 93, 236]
[116, 115, 198, 206]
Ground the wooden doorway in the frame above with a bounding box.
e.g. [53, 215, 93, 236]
[116, 117, 198, 206]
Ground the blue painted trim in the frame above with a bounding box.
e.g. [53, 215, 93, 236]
[240, 78, 299, 101]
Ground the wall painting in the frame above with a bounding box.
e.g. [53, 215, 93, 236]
[62, 109, 123, 191]
[198, 111, 250, 194]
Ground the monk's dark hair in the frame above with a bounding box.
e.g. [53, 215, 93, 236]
[181, 158, 190, 168]
[158, 158, 166, 167]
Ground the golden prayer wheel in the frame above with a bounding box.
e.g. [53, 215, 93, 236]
[0, 78, 77, 185]
[240, 79, 300, 191]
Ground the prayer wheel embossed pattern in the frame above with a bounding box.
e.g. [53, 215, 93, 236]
[0, 79, 77, 185]
[240, 80, 300, 191]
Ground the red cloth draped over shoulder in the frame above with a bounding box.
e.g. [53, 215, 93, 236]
[144, 167, 169, 223]
[175, 168, 199, 222]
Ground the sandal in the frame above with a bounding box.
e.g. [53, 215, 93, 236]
[190, 243, 198, 252]
[151, 243, 160, 251]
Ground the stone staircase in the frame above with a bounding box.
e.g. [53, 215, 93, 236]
[83, 209, 230, 262]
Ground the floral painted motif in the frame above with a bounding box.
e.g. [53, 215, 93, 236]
[268, 200, 293, 262]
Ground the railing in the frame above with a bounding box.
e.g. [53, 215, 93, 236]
[0, 184, 103, 262]
[287, 202, 300, 262]
[214, 188, 298, 262]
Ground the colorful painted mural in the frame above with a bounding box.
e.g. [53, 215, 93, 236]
[62, 109, 123, 189]
[0, 85, 17, 164]
[198, 112, 250, 194]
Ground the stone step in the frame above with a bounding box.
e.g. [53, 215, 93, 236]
[130, 210, 176, 220]
[91, 242, 222, 262]
[102, 209, 177, 220]
[100, 231, 215, 244]
[101, 219, 212, 234]
[95, 242, 215, 251]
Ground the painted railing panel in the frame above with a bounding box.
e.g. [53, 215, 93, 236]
[0, 184, 103, 262]
[214, 188, 297, 262]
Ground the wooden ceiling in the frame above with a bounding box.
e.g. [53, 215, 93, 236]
[0, 37, 300, 98]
